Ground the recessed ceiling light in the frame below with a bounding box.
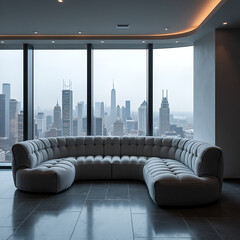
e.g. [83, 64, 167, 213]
[165, 27, 168, 31]
[78, 31, 82, 34]
[51, 40, 55, 44]
[58, 0, 63, 3]
[0, 41, 4, 44]
[101, 41, 104, 43]
[34, 31, 38, 34]
[142, 41, 146, 43]
[176, 40, 179, 43]
[223, 22, 228, 25]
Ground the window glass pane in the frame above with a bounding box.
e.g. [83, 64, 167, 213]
[0, 50, 23, 166]
[153, 47, 193, 138]
[34, 50, 87, 138]
[94, 50, 146, 136]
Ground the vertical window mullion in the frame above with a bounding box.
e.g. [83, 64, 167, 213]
[147, 44, 153, 136]
[23, 44, 34, 140]
[87, 44, 93, 135]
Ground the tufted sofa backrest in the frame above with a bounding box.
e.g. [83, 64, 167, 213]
[12, 136, 223, 182]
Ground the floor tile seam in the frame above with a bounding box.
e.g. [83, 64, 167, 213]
[7, 200, 43, 240]
[182, 215, 202, 239]
[206, 218, 225, 240]
[69, 182, 93, 240]
[128, 182, 135, 240]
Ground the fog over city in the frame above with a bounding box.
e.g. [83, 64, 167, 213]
[0, 47, 193, 113]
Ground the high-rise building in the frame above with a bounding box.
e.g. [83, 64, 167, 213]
[9, 99, 18, 146]
[2, 83, 10, 138]
[73, 118, 78, 136]
[62, 89, 73, 136]
[53, 101, 61, 130]
[110, 84, 116, 124]
[125, 100, 131, 120]
[0, 94, 5, 137]
[77, 102, 84, 135]
[18, 110, 24, 142]
[138, 100, 147, 135]
[159, 90, 170, 136]
[95, 102, 104, 118]
[121, 106, 126, 124]
[95, 117, 103, 136]
[113, 105, 123, 136]
[35, 112, 46, 138]
[46, 115, 53, 130]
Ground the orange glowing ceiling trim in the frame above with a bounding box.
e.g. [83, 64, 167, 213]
[0, 0, 223, 40]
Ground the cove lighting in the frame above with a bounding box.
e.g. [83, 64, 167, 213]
[0, 0, 223, 40]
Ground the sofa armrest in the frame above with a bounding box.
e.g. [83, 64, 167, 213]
[11, 140, 45, 185]
[196, 146, 224, 191]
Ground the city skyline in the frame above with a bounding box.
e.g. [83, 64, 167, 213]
[0, 82, 193, 163]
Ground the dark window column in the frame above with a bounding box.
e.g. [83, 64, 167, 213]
[23, 44, 34, 140]
[87, 44, 93, 135]
[147, 44, 153, 136]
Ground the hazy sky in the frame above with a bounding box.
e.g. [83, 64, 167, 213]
[0, 47, 193, 113]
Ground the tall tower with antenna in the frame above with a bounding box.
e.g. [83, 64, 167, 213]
[62, 80, 73, 136]
[110, 82, 116, 124]
[159, 89, 170, 136]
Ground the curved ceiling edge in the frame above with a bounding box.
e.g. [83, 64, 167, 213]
[0, 0, 225, 41]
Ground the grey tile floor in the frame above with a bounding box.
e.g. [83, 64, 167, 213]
[0, 170, 240, 240]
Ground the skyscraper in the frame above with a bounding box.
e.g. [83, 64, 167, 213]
[53, 101, 61, 130]
[46, 115, 53, 130]
[9, 99, 18, 146]
[121, 106, 126, 124]
[0, 94, 5, 137]
[73, 119, 78, 136]
[110, 84, 116, 124]
[2, 83, 10, 138]
[18, 110, 23, 142]
[159, 90, 170, 136]
[35, 112, 46, 138]
[113, 105, 123, 136]
[62, 89, 73, 136]
[77, 102, 84, 135]
[95, 117, 103, 136]
[125, 100, 131, 120]
[138, 100, 147, 135]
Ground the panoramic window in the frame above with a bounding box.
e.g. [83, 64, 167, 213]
[153, 46, 193, 139]
[0, 50, 23, 166]
[93, 49, 146, 136]
[34, 50, 87, 138]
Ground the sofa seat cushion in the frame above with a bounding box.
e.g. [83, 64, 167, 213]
[144, 157, 220, 206]
[111, 156, 147, 180]
[16, 158, 76, 193]
[75, 155, 112, 180]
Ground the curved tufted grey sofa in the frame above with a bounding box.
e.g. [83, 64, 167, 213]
[12, 136, 223, 206]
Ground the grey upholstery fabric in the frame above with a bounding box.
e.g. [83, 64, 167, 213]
[75, 156, 111, 180]
[16, 158, 75, 193]
[143, 158, 219, 206]
[12, 136, 223, 206]
[112, 156, 147, 180]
